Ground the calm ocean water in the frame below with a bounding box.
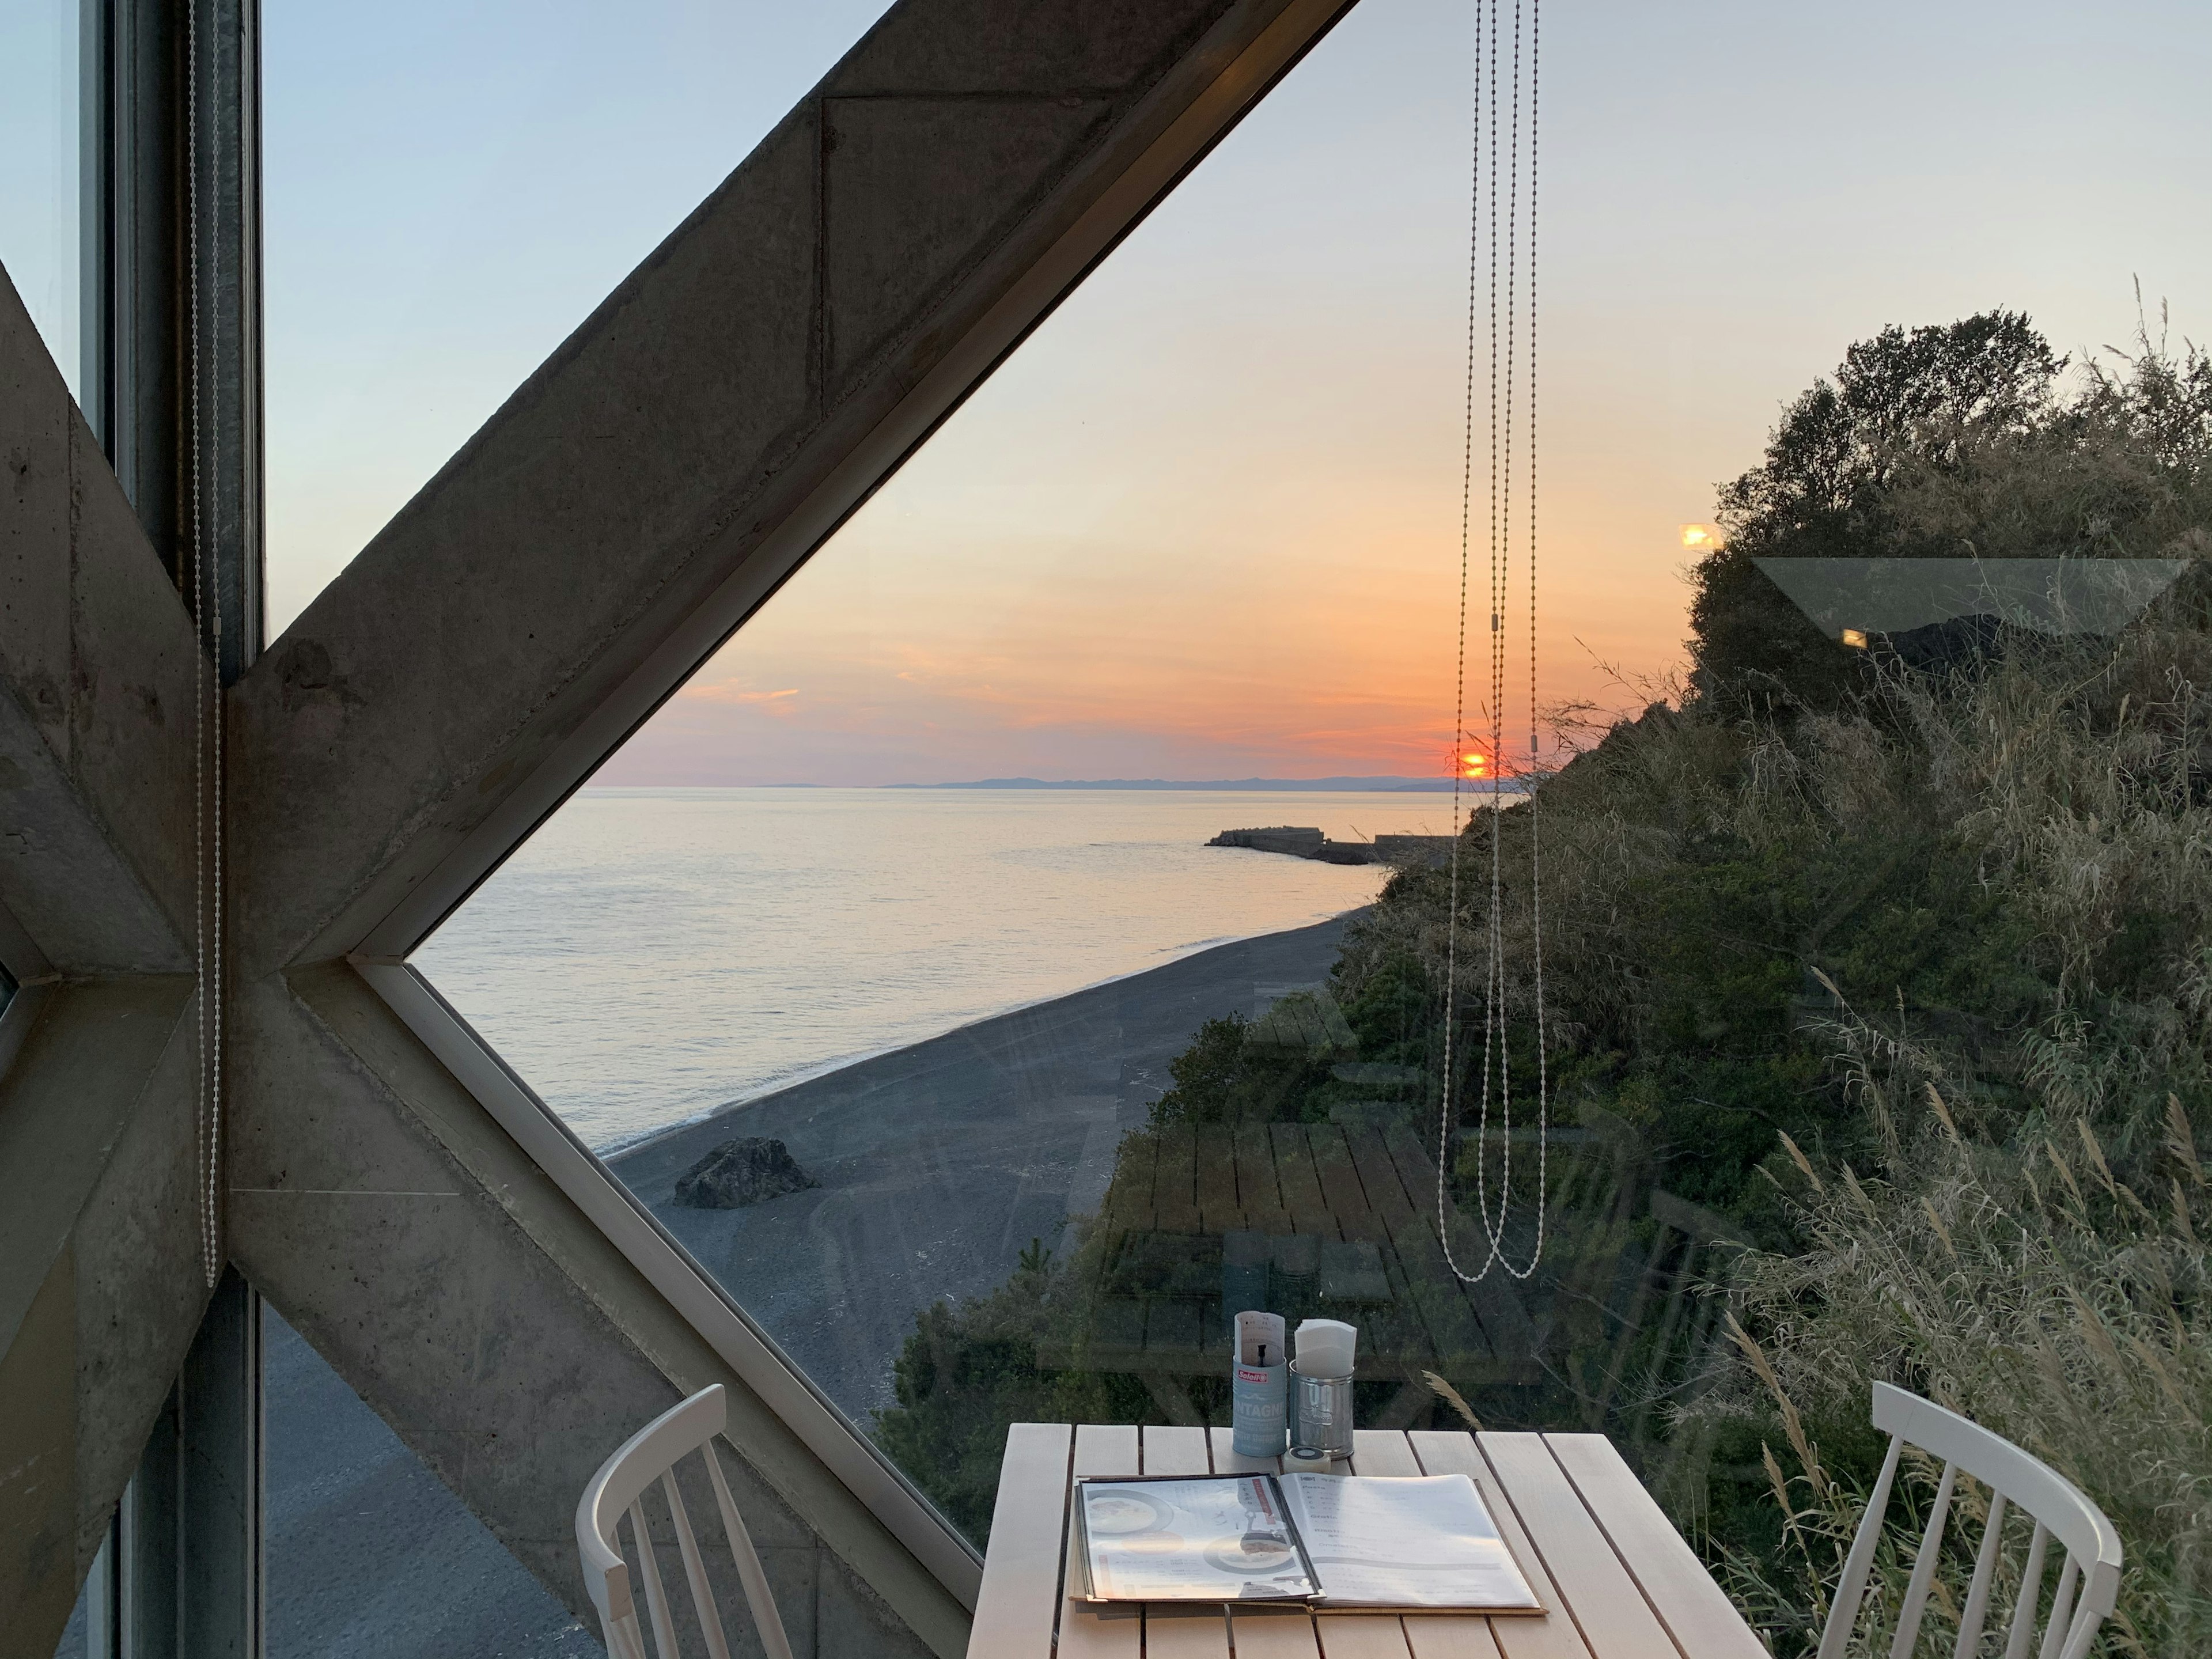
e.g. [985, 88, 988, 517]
[415, 787, 1458, 1150]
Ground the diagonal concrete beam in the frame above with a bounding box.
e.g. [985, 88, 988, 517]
[226, 963, 964, 1655]
[0, 266, 202, 975]
[231, 0, 1358, 969]
[0, 976, 207, 1652]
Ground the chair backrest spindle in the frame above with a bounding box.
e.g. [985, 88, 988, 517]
[1819, 1388, 2119, 1659]
[702, 1435, 797, 1659]
[1820, 1434, 1904, 1659]
[661, 1468, 735, 1659]
[2003, 1522, 2050, 1659]
[629, 1497, 680, 1659]
[578, 1385, 799, 1659]
[2037, 1554, 2080, 1659]
[1889, 1460, 1957, 1659]
[1953, 1491, 2008, 1659]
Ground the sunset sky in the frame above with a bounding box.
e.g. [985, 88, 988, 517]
[12, 1, 2210, 784]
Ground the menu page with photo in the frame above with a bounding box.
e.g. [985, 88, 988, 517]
[1077, 1476, 1319, 1602]
[1278, 1473, 1544, 1611]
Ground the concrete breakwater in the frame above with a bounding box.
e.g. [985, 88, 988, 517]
[1207, 825, 1454, 866]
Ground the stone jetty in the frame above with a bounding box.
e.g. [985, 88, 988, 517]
[1207, 826, 1454, 866]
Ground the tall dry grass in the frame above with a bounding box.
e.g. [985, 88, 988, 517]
[1692, 624, 2212, 1656]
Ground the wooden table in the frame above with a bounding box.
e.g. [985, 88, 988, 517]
[965, 1423, 1769, 1659]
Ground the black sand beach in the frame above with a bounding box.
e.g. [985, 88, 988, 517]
[611, 910, 1359, 1418]
[249, 912, 1359, 1654]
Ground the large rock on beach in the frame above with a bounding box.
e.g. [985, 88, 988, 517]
[672, 1137, 820, 1209]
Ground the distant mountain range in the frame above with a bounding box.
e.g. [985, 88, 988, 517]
[887, 775, 1490, 793]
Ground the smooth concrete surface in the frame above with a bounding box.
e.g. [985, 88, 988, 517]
[0, 980, 210, 1645]
[615, 915, 1356, 1419]
[0, 268, 199, 975]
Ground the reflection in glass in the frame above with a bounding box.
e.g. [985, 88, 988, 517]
[1756, 556, 2187, 645]
[263, 1305, 602, 1656]
[400, 15, 2212, 1657]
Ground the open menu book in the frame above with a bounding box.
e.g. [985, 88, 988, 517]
[1073, 1472, 1544, 1612]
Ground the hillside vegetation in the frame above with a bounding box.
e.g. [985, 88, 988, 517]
[875, 313, 2212, 1654]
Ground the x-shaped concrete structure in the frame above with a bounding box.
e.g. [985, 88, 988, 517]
[2, 2, 1357, 1650]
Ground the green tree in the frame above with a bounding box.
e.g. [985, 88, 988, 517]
[1690, 312, 2061, 710]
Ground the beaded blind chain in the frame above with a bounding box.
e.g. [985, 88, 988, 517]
[1440, 0, 1547, 1285]
[185, 6, 225, 1293]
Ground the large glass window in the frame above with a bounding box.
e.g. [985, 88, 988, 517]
[374, 0, 2210, 1652]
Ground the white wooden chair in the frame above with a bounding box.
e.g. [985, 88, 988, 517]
[1820, 1383, 2122, 1659]
[575, 1384, 798, 1659]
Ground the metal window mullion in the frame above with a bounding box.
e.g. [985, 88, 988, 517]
[184, 0, 263, 679]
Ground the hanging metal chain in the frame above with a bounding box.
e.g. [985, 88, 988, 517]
[1441, 0, 1546, 1285]
[185, 0, 225, 1293]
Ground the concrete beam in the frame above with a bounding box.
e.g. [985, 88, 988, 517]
[226, 963, 963, 1656]
[0, 976, 207, 1657]
[0, 264, 202, 975]
[229, 0, 1357, 970]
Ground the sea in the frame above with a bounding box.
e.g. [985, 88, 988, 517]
[414, 786, 1462, 1152]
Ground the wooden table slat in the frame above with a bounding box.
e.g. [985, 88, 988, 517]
[1400, 1621, 1508, 1659]
[1349, 1429, 1423, 1475]
[1232, 1610, 1329, 1658]
[1060, 1426, 1143, 1659]
[1304, 1433, 1423, 1657]
[1206, 1427, 1326, 1657]
[1474, 1434, 1680, 1659]
[967, 1422, 1075, 1659]
[1140, 1426, 1231, 1657]
[1141, 1423, 1214, 1475]
[1541, 1435, 1766, 1659]
[1205, 1425, 1282, 1477]
[1406, 1432, 1593, 1659]
[1345, 1433, 1503, 1659]
[1312, 1617, 1414, 1658]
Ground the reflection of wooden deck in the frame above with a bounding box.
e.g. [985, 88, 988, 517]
[1043, 1122, 1544, 1424]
